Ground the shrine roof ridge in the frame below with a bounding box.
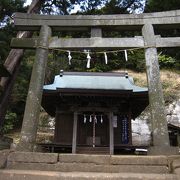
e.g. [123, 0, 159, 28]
[61, 71, 127, 77]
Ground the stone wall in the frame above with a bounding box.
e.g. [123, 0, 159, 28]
[166, 100, 180, 127]
[132, 118, 151, 146]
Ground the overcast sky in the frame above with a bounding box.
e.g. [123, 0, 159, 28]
[24, 0, 31, 6]
[24, 0, 80, 13]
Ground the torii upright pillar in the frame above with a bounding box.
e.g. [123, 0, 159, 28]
[142, 24, 177, 155]
[17, 25, 52, 151]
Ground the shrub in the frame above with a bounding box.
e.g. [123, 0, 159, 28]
[158, 54, 176, 69]
[3, 111, 17, 133]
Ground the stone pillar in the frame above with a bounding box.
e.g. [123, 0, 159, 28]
[17, 25, 51, 151]
[142, 24, 177, 155]
[91, 27, 102, 37]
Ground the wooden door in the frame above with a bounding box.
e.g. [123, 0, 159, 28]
[77, 113, 109, 147]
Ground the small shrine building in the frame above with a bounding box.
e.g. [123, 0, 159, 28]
[42, 71, 149, 154]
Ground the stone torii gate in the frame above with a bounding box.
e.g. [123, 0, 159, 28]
[11, 10, 180, 154]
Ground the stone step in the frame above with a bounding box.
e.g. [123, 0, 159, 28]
[7, 161, 169, 174]
[7, 152, 169, 166]
[58, 154, 168, 165]
[6, 152, 170, 174]
[0, 170, 178, 180]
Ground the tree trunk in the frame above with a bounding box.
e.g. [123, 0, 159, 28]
[0, 0, 44, 135]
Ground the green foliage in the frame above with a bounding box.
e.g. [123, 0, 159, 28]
[85, 50, 145, 73]
[3, 111, 17, 133]
[0, 0, 26, 24]
[144, 0, 180, 71]
[9, 50, 34, 126]
[74, 0, 108, 13]
[42, 0, 108, 15]
[39, 110, 50, 128]
[158, 54, 176, 69]
[125, 50, 145, 72]
[47, 49, 146, 74]
[41, 0, 145, 15]
[102, 0, 144, 14]
[0, 0, 25, 63]
[145, 0, 180, 12]
[0, 24, 17, 62]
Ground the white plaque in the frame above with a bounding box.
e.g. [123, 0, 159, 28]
[113, 115, 118, 128]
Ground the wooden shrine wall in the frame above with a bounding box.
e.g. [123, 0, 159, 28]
[54, 113, 73, 144]
[54, 111, 131, 146]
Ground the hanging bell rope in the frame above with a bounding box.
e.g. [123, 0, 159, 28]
[67, 51, 72, 65]
[104, 52, 108, 64]
[94, 115, 97, 124]
[86, 51, 91, 68]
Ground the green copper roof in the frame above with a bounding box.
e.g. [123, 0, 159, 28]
[42, 72, 149, 118]
[43, 72, 148, 93]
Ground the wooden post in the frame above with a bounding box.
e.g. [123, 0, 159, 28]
[109, 112, 114, 155]
[54, 107, 59, 142]
[92, 114, 96, 147]
[128, 105, 132, 145]
[178, 133, 180, 148]
[72, 112, 78, 154]
[17, 25, 51, 151]
[142, 24, 177, 154]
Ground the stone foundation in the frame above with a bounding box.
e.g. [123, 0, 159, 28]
[0, 151, 180, 179]
[0, 151, 178, 173]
